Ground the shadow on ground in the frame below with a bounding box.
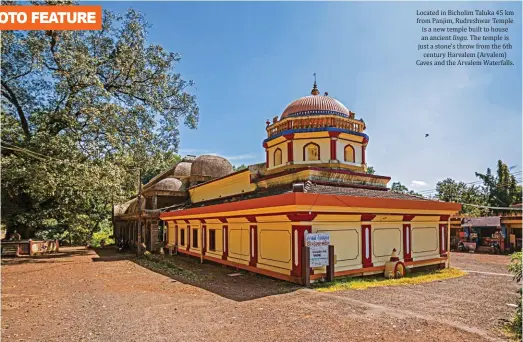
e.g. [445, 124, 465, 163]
[1, 248, 91, 265]
[93, 247, 301, 302]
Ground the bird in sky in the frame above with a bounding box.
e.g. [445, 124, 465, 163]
[425, 133, 430, 137]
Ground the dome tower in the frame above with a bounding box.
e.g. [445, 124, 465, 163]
[263, 79, 369, 174]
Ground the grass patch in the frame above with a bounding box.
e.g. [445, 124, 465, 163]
[314, 268, 466, 292]
[133, 253, 204, 282]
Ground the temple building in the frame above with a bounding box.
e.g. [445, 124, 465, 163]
[113, 155, 233, 251]
[115, 81, 461, 284]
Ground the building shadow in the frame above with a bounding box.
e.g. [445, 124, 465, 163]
[93, 248, 301, 302]
[90, 246, 135, 262]
[1, 248, 91, 266]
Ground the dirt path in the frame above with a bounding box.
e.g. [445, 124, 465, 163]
[1, 248, 518, 341]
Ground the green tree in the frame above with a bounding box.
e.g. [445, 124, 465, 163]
[1, 5, 198, 240]
[366, 166, 375, 175]
[507, 252, 522, 339]
[391, 182, 409, 193]
[435, 178, 487, 216]
[233, 164, 248, 172]
[475, 160, 522, 213]
[141, 151, 182, 184]
[390, 182, 423, 197]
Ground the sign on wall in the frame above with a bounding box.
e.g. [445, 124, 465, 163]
[306, 233, 330, 267]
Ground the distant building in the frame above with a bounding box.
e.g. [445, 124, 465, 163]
[115, 81, 461, 283]
[449, 210, 522, 252]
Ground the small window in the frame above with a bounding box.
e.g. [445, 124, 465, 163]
[180, 229, 185, 246]
[274, 148, 282, 166]
[304, 143, 320, 161]
[344, 145, 355, 163]
[192, 229, 198, 248]
[209, 230, 216, 251]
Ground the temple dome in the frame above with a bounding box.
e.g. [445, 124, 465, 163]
[281, 95, 351, 119]
[173, 162, 192, 177]
[153, 177, 183, 191]
[191, 155, 233, 178]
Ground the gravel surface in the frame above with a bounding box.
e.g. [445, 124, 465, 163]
[2, 248, 519, 342]
[451, 252, 514, 274]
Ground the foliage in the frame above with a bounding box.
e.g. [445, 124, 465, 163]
[232, 164, 248, 172]
[90, 222, 115, 247]
[434, 160, 520, 216]
[366, 166, 375, 175]
[508, 252, 522, 283]
[475, 160, 522, 214]
[507, 252, 522, 340]
[141, 151, 181, 184]
[314, 268, 465, 292]
[436, 178, 487, 216]
[1, 3, 198, 239]
[390, 182, 423, 197]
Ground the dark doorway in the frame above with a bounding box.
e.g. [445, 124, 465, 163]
[209, 230, 216, 251]
[192, 229, 198, 248]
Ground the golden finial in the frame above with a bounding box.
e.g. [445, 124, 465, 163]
[311, 73, 319, 95]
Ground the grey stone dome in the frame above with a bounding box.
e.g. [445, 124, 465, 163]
[173, 162, 192, 177]
[191, 155, 233, 178]
[153, 177, 183, 191]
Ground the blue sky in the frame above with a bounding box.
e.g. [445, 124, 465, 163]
[100, 1, 522, 193]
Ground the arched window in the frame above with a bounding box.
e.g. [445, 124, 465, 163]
[344, 145, 355, 163]
[274, 148, 282, 166]
[303, 142, 320, 161]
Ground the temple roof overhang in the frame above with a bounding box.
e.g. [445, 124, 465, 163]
[160, 188, 461, 221]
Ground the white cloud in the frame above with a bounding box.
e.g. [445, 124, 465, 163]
[223, 154, 258, 161]
[410, 180, 427, 188]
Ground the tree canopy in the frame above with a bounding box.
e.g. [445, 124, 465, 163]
[435, 160, 521, 216]
[1, 4, 198, 240]
[390, 182, 423, 197]
[232, 164, 248, 172]
[435, 178, 487, 216]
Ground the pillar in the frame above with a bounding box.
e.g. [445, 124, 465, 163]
[283, 134, 294, 163]
[330, 138, 337, 161]
[361, 224, 373, 268]
[328, 132, 340, 162]
[152, 194, 158, 210]
[362, 137, 369, 165]
[203, 225, 207, 253]
[403, 224, 412, 262]
[263, 142, 269, 168]
[201, 225, 206, 263]
[287, 140, 294, 163]
[249, 225, 258, 267]
[291, 225, 312, 278]
[222, 225, 228, 260]
[439, 224, 447, 256]
[186, 225, 191, 251]
[151, 220, 159, 251]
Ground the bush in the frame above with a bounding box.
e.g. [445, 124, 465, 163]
[90, 223, 114, 248]
[508, 252, 522, 283]
[508, 252, 522, 340]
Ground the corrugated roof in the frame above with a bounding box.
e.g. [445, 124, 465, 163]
[304, 183, 430, 201]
